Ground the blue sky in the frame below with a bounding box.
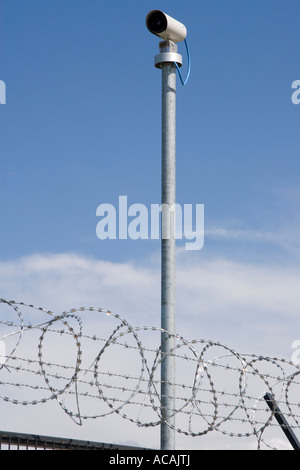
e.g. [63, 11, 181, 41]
[1, 0, 300, 263]
[1, 0, 300, 449]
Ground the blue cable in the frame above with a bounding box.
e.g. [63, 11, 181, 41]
[175, 38, 191, 86]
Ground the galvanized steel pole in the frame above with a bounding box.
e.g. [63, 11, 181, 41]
[155, 41, 182, 451]
[146, 11, 187, 450]
[161, 59, 176, 451]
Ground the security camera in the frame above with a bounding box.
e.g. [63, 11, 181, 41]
[146, 10, 187, 43]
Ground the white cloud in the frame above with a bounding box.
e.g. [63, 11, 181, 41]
[0, 253, 160, 324]
[0, 251, 299, 450]
[1, 251, 300, 359]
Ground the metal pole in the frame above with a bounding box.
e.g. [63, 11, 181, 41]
[152, 39, 182, 451]
[146, 10, 186, 449]
[159, 41, 178, 451]
[264, 393, 300, 450]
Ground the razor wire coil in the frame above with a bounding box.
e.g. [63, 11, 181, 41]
[0, 298, 300, 449]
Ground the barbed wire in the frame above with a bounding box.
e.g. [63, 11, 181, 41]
[0, 297, 300, 449]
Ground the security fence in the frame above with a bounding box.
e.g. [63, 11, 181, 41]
[1, 298, 300, 450]
[0, 429, 143, 450]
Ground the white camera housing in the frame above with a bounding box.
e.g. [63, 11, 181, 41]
[146, 10, 187, 43]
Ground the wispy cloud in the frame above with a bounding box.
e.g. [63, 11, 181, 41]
[206, 227, 281, 243]
[203, 184, 300, 261]
[204, 223, 300, 263]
